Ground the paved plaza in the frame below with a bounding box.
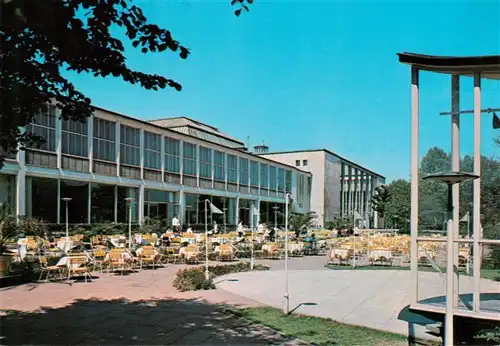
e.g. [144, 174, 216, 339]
[219, 258, 500, 340]
[0, 264, 305, 345]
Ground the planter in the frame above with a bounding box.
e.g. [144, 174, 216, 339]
[0, 254, 14, 278]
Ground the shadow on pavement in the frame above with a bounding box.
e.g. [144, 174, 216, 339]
[0, 297, 301, 345]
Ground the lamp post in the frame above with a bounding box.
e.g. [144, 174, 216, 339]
[284, 193, 292, 314]
[124, 197, 135, 250]
[204, 199, 210, 280]
[423, 171, 479, 346]
[223, 207, 228, 234]
[61, 197, 72, 238]
[186, 204, 192, 227]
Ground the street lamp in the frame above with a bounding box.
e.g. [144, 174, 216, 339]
[223, 207, 228, 234]
[124, 197, 135, 250]
[284, 193, 292, 314]
[423, 171, 479, 346]
[61, 197, 72, 238]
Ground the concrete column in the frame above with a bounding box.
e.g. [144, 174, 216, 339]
[140, 129, 145, 180]
[88, 115, 94, 173]
[410, 66, 420, 304]
[235, 197, 240, 225]
[179, 190, 185, 229]
[472, 73, 481, 311]
[114, 185, 118, 222]
[211, 149, 215, 189]
[451, 75, 460, 307]
[16, 151, 26, 216]
[179, 140, 184, 184]
[349, 166, 354, 215]
[55, 110, 62, 169]
[138, 184, 145, 225]
[196, 145, 200, 187]
[160, 135, 165, 183]
[57, 179, 61, 224]
[115, 122, 121, 176]
[87, 182, 91, 224]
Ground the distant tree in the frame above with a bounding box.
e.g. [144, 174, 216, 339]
[0, 0, 253, 168]
[371, 185, 390, 228]
[385, 179, 411, 233]
[288, 212, 317, 237]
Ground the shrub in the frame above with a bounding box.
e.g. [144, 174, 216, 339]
[173, 261, 269, 292]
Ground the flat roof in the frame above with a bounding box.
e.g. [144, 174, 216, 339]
[397, 52, 500, 80]
[91, 105, 311, 175]
[260, 149, 385, 179]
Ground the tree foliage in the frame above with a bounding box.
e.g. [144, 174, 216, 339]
[0, 0, 252, 167]
[370, 185, 390, 227]
[288, 212, 317, 237]
[385, 179, 411, 232]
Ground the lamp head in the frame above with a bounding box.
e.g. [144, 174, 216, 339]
[124, 197, 135, 203]
[423, 171, 480, 185]
[61, 197, 72, 202]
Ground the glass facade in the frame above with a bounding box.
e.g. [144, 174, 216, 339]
[227, 154, 238, 183]
[90, 183, 115, 223]
[144, 189, 179, 225]
[165, 136, 180, 173]
[0, 174, 16, 213]
[260, 163, 269, 189]
[117, 186, 139, 223]
[27, 106, 56, 152]
[259, 201, 284, 228]
[250, 161, 259, 186]
[214, 150, 225, 181]
[27, 177, 58, 223]
[62, 118, 88, 157]
[239, 158, 249, 185]
[199, 146, 212, 179]
[183, 142, 197, 176]
[60, 180, 89, 224]
[278, 168, 285, 191]
[144, 131, 161, 170]
[269, 166, 277, 191]
[93, 118, 116, 162]
[238, 199, 251, 227]
[120, 125, 140, 166]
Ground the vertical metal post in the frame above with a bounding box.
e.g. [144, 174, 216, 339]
[65, 201, 69, 238]
[128, 201, 132, 250]
[445, 217, 454, 346]
[410, 66, 419, 304]
[205, 199, 209, 280]
[284, 193, 290, 314]
[472, 73, 481, 312]
[451, 75, 460, 307]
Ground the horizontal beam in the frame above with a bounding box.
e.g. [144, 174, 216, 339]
[416, 236, 500, 245]
[439, 108, 499, 116]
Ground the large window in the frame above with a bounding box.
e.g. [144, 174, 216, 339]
[90, 183, 115, 223]
[250, 161, 259, 186]
[165, 137, 180, 173]
[278, 168, 285, 191]
[214, 150, 225, 181]
[183, 142, 197, 176]
[239, 158, 249, 185]
[62, 118, 88, 157]
[199, 146, 212, 179]
[144, 131, 161, 170]
[227, 154, 238, 183]
[27, 106, 56, 152]
[184, 193, 199, 225]
[117, 186, 138, 223]
[28, 177, 58, 223]
[93, 118, 116, 162]
[285, 170, 292, 192]
[144, 189, 179, 225]
[0, 174, 16, 213]
[60, 180, 89, 224]
[260, 163, 269, 188]
[120, 125, 140, 166]
[269, 166, 277, 190]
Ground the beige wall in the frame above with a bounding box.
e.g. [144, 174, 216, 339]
[261, 151, 325, 226]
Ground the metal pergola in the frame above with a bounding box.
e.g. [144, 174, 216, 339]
[397, 52, 500, 345]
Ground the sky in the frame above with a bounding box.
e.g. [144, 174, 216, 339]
[66, 0, 500, 182]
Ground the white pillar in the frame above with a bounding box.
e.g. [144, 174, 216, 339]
[16, 157, 26, 217]
[87, 182, 91, 224]
[472, 73, 481, 312]
[88, 115, 94, 173]
[114, 185, 118, 222]
[55, 110, 62, 169]
[451, 75, 460, 308]
[138, 184, 145, 225]
[410, 66, 420, 304]
[115, 122, 121, 176]
[179, 190, 185, 229]
[140, 129, 145, 180]
[235, 197, 240, 225]
[160, 135, 165, 183]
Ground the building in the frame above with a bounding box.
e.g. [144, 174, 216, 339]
[0, 106, 311, 230]
[260, 149, 385, 227]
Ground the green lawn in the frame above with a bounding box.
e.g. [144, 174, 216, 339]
[233, 307, 410, 346]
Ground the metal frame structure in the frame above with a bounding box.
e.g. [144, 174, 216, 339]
[397, 52, 500, 345]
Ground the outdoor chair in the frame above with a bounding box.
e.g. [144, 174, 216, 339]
[218, 244, 235, 262]
[67, 256, 92, 283]
[139, 246, 158, 269]
[183, 246, 200, 264]
[108, 248, 132, 275]
[38, 256, 65, 282]
[92, 249, 107, 273]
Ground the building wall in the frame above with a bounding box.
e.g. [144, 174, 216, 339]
[261, 151, 325, 225]
[324, 152, 342, 222]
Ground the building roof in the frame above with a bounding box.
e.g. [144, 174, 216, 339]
[260, 149, 385, 179]
[149, 116, 245, 146]
[91, 105, 311, 175]
[397, 52, 500, 80]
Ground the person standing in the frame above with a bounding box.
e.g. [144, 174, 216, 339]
[172, 215, 180, 234]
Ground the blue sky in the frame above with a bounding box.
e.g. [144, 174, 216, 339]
[67, 0, 500, 181]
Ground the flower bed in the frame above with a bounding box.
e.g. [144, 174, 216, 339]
[173, 261, 269, 292]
